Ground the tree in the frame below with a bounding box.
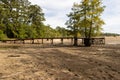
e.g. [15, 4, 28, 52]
[0, 30, 7, 40]
[66, 3, 81, 46]
[66, 0, 105, 46]
[56, 26, 68, 37]
[40, 25, 61, 38]
[0, 0, 45, 39]
[0, 0, 31, 38]
[81, 0, 105, 38]
[27, 5, 45, 38]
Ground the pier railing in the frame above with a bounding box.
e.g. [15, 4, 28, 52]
[0, 37, 105, 46]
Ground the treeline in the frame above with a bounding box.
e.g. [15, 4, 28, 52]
[0, 0, 43, 39]
[1, 0, 117, 42]
[0, 0, 69, 40]
[102, 33, 120, 36]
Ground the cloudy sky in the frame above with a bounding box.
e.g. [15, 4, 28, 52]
[29, 0, 120, 34]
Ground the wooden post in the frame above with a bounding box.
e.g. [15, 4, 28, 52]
[51, 38, 53, 44]
[42, 38, 43, 44]
[84, 38, 91, 47]
[14, 40, 16, 44]
[103, 38, 105, 44]
[61, 38, 63, 44]
[71, 38, 73, 45]
[23, 39, 25, 44]
[32, 39, 34, 44]
[73, 37, 78, 46]
[82, 38, 84, 45]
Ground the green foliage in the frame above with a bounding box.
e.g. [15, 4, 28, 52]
[102, 33, 120, 37]
[0, 30, 7, 40]
[66, 3, 81, 38]
[0, 0, 64, 39]
[66, 0, 105, 38]
[25, 25, 37, 39]
[0, 0, 105, 39]
[55, 26, 68, 37]
[17, 24, 28, 39]
[38, 25, 61, 38]
[0, 0, 45, 39]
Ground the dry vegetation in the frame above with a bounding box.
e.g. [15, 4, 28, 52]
[0, 37, 120, 80]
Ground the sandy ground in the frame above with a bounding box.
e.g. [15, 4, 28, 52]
[105, 36, 120, 44]
[0, 45, 120, 80]
[0, 36, 120, 80]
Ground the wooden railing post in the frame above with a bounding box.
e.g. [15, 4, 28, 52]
[23, 39, 25, 44]
[51, 38, 53, 44]
[61, 38, 63, 44]
[42, 38, 43, 44]
[32, 39, 34, 44]
[71, 38, 73, 45]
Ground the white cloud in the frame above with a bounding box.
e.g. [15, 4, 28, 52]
[103, 15, 120, 33]
[29, 0, 80, 28]
[102, 0, 120, 33]
[29, 0, 120, 34]
[29, 0, 79, 9]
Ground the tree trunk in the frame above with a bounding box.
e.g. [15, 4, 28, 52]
[84, 38, 91, 47]
[73, 37, 78, 46]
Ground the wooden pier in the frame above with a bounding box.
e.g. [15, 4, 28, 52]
[0, 37, 105, 46]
